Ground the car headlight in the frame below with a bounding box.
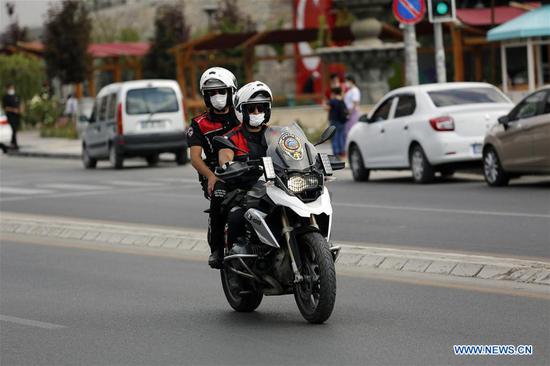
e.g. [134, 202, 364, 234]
[286, 174, 320, 193]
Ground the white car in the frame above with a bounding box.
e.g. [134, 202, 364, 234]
[347, 82, 514, 183]
[81, 79, 188, 169]
[0, 107, 13, 153]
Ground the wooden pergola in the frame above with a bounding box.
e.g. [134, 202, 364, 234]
[169, 25, 403, 113]
[4, 41, 150, 97]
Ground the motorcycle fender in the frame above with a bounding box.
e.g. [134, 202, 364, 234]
[266, 186, 333, 218]
[244, 208, 280, 248]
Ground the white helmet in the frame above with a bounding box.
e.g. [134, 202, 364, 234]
[234, 81, 273, 126]
[199, 67, 238, 111]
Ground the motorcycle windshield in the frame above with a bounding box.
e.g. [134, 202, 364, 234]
[265, 123, 318, 171]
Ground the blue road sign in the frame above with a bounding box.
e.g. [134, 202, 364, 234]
[393, 0, 426, 24]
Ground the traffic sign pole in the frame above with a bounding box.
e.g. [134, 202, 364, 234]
[434, 22, 446, 83]
[404, 24, 419, 85]
[392, 0, 424, 86]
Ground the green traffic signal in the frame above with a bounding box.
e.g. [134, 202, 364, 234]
[436, 2, 449, 15]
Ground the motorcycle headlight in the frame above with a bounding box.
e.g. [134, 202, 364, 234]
[286, 173, 320, 193]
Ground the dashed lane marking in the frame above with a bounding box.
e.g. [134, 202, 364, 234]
[0, 314, 67, 329]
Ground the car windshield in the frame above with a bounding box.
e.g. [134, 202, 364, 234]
[428, 87, 509, 107]
[126, 87, 179, 115]
[265, 122, 318, 171]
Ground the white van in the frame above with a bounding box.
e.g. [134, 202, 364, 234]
[81, 79, 188, 169]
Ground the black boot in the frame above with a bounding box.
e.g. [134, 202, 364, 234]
[208, 250, 223, 269]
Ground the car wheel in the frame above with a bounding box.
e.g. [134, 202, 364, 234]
[82, 145, 97, 169]
[483, 147, 509, 187]
[410, 145, 434, 184]
[349, 144, 370, 182]
[109, 144, 123, 170]
[175, 148, 189, 166]
[146, 154, 159, 166]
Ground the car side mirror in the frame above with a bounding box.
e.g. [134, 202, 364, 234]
[359, 114, 370, 123]
[314, 125, 336, 146]
[498, 115, 511, 129]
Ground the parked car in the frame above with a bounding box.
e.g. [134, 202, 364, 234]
[0, 107, 13, 153]
[347, 82, 514, 183]
[81, 80, 188, 169]
[483, 86, 550, 186]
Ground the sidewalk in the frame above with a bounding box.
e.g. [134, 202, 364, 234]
[4, 130, 336, 161]
[5, 130, 81, 159]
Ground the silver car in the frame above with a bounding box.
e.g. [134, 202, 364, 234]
[483, 87, 550, 186]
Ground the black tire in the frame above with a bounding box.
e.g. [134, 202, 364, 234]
[175, 148, 189, 166]
[146, 154, 159, 166]
[109, 144, 123, 170]
[82, 145, 97, 169]
[294, 232, 336, 324]
[349, 144, 370, 182]
[483, 146, 509, 187]
[220, 268, 263, 312]
[410, 145, 434, 184]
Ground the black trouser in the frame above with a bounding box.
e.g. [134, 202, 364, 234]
[7, 114, 19, 147]
[200, 176, 228, 255]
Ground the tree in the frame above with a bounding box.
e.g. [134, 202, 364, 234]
[211, 0, 256, 34]
[42, 0, 92, 84]
[0, 54, 45, 103]
[143, 3, 189, 79]
[0, 2, 29, 47]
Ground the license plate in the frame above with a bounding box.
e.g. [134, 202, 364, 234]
[141, 120, 165, 129]
[472, 143, 482, 155]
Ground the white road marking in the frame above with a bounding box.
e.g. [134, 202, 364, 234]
[0, 314, 66, 329]
[334, 202, 550, 219]
[0, 187, 53, 195]
[39, 183, 111, 190]
[106, 180, 164, 187]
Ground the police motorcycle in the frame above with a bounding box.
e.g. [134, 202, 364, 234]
[213, 123, 344, 324]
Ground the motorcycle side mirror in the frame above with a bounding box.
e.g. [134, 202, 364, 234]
[212, 136, 247, 154]
[314, 125, 336, 146]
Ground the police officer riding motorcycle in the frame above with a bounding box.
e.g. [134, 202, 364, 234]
[213, 82, 345, 324]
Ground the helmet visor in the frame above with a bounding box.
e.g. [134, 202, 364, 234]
[243, 102, 269, 114]
[204, 88, 228, 97]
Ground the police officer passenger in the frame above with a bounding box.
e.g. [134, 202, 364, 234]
[187, 67, 240, 268]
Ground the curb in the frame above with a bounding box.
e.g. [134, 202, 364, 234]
[6, 151, 81, 159]
[1, 212, 549, 286]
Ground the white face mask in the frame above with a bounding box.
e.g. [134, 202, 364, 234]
[248, 113, 265, 127]
[210, 94, 227, 110]
[7, 89, 15, 95]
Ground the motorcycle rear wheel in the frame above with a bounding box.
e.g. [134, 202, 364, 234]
[294, 232, 336, 324]
[220, 268, 263, 312]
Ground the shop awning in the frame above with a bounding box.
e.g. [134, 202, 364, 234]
[487, 5, 550, 41]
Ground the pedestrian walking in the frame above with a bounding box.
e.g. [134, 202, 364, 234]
[343, 74, 361, 145]
[1, 83, 21, 150]
[326, 86, 348, 159]
[64, 94, 78, 124]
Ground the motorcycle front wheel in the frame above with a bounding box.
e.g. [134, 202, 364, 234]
[220, 268, 263, 312]
[294, 232, 336, 324]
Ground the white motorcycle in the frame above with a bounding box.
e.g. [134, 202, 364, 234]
[213, 123, 344, 324]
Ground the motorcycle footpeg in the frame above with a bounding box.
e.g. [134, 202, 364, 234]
[239, 290, 253, 296]
[329, 246, 341, 261]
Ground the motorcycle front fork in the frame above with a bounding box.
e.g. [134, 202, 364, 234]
[281, 208, 318, 284]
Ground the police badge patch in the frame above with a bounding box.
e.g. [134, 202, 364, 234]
[279, 133, 303, 160]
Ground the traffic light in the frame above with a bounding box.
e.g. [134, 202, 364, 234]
[428, 0, 456, 23]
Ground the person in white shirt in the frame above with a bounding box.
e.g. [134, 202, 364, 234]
[64, 94, 78, 123]
[343, 74, 361, 147]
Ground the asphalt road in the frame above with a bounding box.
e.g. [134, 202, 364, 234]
[1, 239, 548, 366]
[1, 156, 549, 258]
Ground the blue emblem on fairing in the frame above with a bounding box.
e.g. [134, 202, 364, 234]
[279, 133, 304, 160]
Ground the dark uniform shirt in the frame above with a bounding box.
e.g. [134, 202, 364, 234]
[2, 94, 21, 124]
[224, 125, 268, 162]
[187, 110, 239, 168]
